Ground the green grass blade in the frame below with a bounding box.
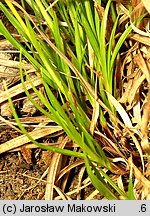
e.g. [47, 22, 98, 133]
[127, 166, 135, 200]
[3, 80, 84, 159]
[99, 0, 111, 92]
[83, 149, 118, 199]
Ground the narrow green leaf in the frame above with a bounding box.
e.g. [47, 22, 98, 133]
[127, 166, 135, 200]
[83, 150, 118, 199]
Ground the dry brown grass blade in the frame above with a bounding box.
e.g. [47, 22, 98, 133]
[0, 76, 42, 104]
[129, 34, 150, 46]
[115, 54, 122, 99]
[131, 1, 145, 27]
[0, 115, 22, 133]
[45, 136, 69, 200]
[140, 87, 150, 153]
[0, 58, 34, 70]
[117, 175, 125, 193]
[128, 157, 150, 199]
[15, 115, 52, 124]
[56, 159, 84, 184]
[130, 133, 145, 170]
[106, 92, 133, 128]
[133, 99, 142, 125]
[128, 74, 145, 108]
[0, 126, 62, 154]
[131, 0, 148, 34]
[54, 181, 91, 200]
[95, 130, 126, 159]
[0, 52, 20, 79]
[118, 45, 137, 103]
[145, 161, 150, 178]
[89, 80, 99, 135]
[121, 72, 146, 110]
[112, 157, 129, 169]
[8, 141, 78, 152]
[133, 51, 150, 82]
[51, 184, 71, 200]
[142, 0, 150, 13]
[116, 1, 130, 19]
[119, 76, 133, 104]
[76, 166, 86, 199]
[0, 116, 53, 128]
[87, 38, 94, 68]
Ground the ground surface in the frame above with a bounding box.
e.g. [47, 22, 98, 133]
[0, 126, 98, 200]
[0, 150, 46, 200]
